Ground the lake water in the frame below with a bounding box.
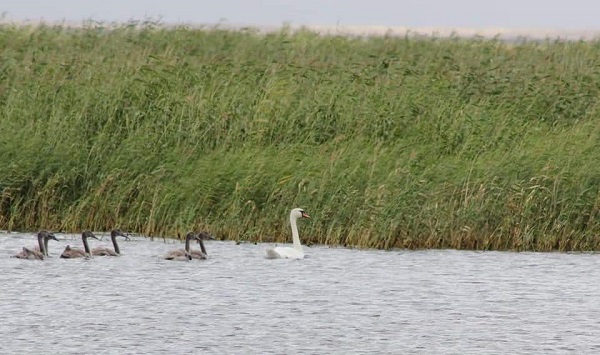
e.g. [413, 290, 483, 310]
[1, 231, 600, 354]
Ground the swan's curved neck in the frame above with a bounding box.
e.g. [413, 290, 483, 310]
[111, 236, 121, 254]
[37, 235, 46, 256]
[43, 237, 49, 256]
[290, 214, 302, 251]
[199, 240, 207, 255]
[82, 237, 92, 255]
[185, 236, 192, 252]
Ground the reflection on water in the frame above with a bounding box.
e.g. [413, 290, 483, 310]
[1, 231, 600, 354]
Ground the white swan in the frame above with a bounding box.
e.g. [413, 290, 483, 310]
[265, 208, 311, 259]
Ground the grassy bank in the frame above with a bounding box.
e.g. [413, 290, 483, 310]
[1, 23, 600, 251]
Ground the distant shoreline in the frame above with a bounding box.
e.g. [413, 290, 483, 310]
[2, 18, 600, 41]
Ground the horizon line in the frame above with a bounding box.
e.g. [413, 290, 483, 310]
[2, 18, 600, 41]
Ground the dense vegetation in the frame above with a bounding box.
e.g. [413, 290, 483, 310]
[1, 22, 600, 251]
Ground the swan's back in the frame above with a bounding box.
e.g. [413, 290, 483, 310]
[164, 249, 192, 261]
[14, 247, 44, 260]
[265, 247, 304, 260]
[92, 247, 118, 256]
[13, 248, 29, 259]
[60, 245, 87, 258]
[189, 250, 207, 259]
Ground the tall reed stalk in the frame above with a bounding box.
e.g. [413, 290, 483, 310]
[1, 22, 600, 251]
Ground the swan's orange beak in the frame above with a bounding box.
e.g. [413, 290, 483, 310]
[301, 211, 311, 219]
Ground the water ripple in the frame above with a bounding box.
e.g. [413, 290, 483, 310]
[1, 232, 600, 354]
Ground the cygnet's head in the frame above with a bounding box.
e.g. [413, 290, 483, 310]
[184, 232, 197, 240]
[82, 230, 99, 240]
[197, 231, 215, 241]
[111, 229, 130, 240]
[40, 230, 59, 242]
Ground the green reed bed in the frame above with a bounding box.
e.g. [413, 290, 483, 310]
[1, 23, 600, 251]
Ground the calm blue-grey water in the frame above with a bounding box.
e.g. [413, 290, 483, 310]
[1, 231, 600, 354]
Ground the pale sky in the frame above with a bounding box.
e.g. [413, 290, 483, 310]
[2, 0, 600, 30]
